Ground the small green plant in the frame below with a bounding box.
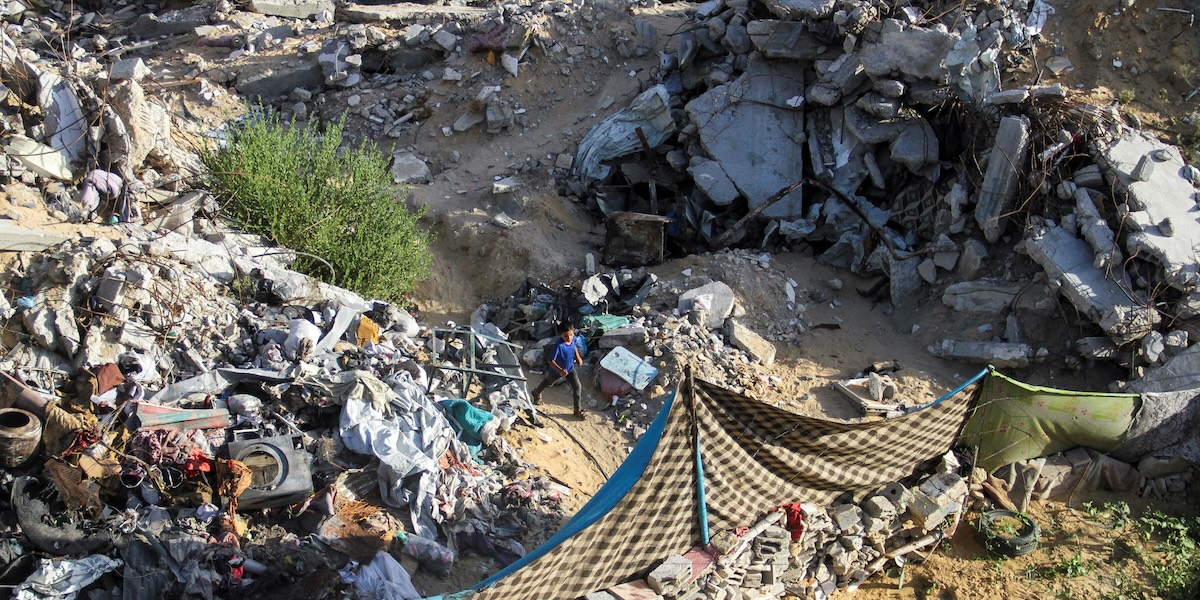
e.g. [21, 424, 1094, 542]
[1103, 501, 1132, 530]
[1055, 552, 1096, 578]
[201, 110, 433, 301]
[1138, 512, 1200, 600]
[1117, 88, 1136, 104]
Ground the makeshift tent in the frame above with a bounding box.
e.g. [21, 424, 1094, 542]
[451, 372, 977, 599]
[960, 369, 1140, 471]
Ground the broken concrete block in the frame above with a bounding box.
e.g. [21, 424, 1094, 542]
[492, 177, 521, 194]
[917, 258, 937, 284]
[1073, 188, 1122, 269]
[134, 5, 210, 37]
[974, 115, 1031, 243]
[859, 20, 958, 81]
[957, 239, 988, 280]
[759, 0, 835, 19]
[1073, 163, 1105, 189]
[647, 554, 691, 595]
[746, 20, 828, 61]
[985, 88, 1029, 105]
[908, 487, 961, 530]
[249, 0, 332, 18]
[109, 57, 148, 81]
[598, 326, 648, 349]
[433, 29, 458, 52]
[235, 60, 324, 100]
[22, 306, 58, 352]
[688, 157, 740, 206]
[829, 504, 863, 533]
[684, 61, 806, 219]
[727, 319, 776, 365]
[941, 280, 1020, 313]
[390, 152, 431, 185]
[927, 339, 1032, 368]
[880, 482, 911, 513]
[887, 254, 922, 307]
[585, 593, 618, 600]
[862, 496, 896, 521]
[606, 579, 662, 600]
[678, 281, 735, 329]
[889, 116, 939, 172]
[1025, 225, 1158, 344]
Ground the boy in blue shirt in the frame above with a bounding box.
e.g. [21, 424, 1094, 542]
[531, 321, 585, 417]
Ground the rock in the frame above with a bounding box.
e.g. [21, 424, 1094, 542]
[390, 152, 431, 185]
[109, 58, 148, 81]
[598, 326, 648, 349]
[933, 249, 959, 271]
[862, 496, 895, 520]
[888, 254, 922, 307]
[554, 154, 574, 170]
[873, 79, 906, 98]
[856, 92, 899, 118]
[339, 3, 488, 23]
[974, 115, 1031, 243]
[249, 0, 332, 18]
[1143, 331, 1166, 363]
[678, 281, 735, 329]
[727, 319, 777, 365]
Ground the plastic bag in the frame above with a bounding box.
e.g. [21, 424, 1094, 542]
[401, 535, 455, 577]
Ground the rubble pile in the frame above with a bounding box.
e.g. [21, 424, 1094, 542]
[559, 0, 1200, 385]
[588, 457, 971, 600]
[0, 230, 582, 597]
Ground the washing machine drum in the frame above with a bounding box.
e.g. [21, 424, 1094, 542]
[229, 434, 313, 509]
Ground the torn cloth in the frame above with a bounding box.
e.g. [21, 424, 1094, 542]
[340, 551, 420, 600]
[14, 554, 122, 600]
[337, 371, 457, 539]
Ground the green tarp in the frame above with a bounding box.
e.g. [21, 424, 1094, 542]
[961, 370, 1141, 471]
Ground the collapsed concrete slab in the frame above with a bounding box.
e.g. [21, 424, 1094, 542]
[746, 20, 829, 61]
[727, 319, 776, 365]
[928, 339, 1033, 368]
[685, 60, 805, 219]
[974, 115, 1031, 243]
[1024, 225, 1158, 345]
[1098, 132, 1200, 313]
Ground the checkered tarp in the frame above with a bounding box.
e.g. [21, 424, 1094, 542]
[468, 375, 974, 599]
[692, 378, 975, 533]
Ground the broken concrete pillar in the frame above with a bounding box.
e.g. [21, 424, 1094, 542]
[927, 339, 1033, 368]
[726, 319, 776, 365]
[1073, 188, 1122, 269]
[1025, 225, 1159, 344]
[249, 0, 333, 18]
[974, 115, 1031, 243]
[941, 280, 1021, 313]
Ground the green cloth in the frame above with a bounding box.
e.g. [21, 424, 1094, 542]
[580, 314, 632, 332]
[961, 370, 1140, 471]
[439, 399, 494, 445]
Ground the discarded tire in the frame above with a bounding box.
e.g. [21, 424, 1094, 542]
[977, 509, 1040, 557]
[0, 408, 41, 467]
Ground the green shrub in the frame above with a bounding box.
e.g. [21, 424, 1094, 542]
[201, 111, 432, 301]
